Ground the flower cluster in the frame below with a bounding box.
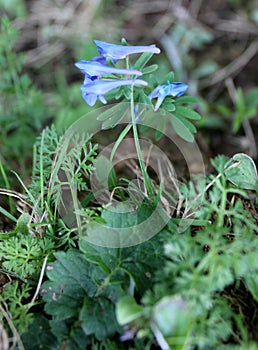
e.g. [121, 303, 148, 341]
[75, 40, 159, 106]
[75, 39, 188, 109]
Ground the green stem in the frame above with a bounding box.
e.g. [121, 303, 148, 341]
[130, 84, 154, 197]
[110, 124, 132, 162]
[109, 123, 132, 194]
[0, 159, 15, 214]
[216, 177, 227, 227]
[40, 129, 45, 210]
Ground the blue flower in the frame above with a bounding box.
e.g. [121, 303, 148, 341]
[74, 60, 142, 80]
[94, 40, 160, 62]
[149, 82, 188, 111]
[80, 79, 148, 106]
[90, 56, 107, 65]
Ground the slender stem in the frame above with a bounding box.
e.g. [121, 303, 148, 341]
[0, 159, 15, 214]
[0, 302, 25, 350]
[130, 84, 154, 197]
[110, 123, 132, 163]
[40, 129, 45, 211]
[108, 123, 132, 195]
[28, 255, 49, 309]
[217, 178, 227, 228]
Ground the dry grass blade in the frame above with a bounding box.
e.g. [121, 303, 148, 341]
[201, 40, 258, 88]
[0, 322, 9, 350]
[0, 303, 25, 350]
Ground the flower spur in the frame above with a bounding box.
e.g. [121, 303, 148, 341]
[94, 40, 160, 62]
[74, 60, 143, 80]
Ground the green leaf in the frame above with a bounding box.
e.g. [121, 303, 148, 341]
[102, 110, 127, 129]
[142, 64, 159, 75]
[152, 295, 191, 337]
[41, 249, 125, 346]
[42, 250, 97, 320]
[175, 96, 200, 105]
[163, 71, 174, 83]
[80, 296, 121, 340]
[116, 296, 143, 325]
[49, 319, 90, 350]
[224, 153, 258, 191]
[121, 235, 167, 293]
[22, 315, 58, 350]
[99, 103, 130, 129]
[245, 274, 258, 302]
[133, 52, 154, 71]
[97, 103, 125, 121]
[155, 116, 166, 141]
[169, 114, 195, 142]
[79, 240, 120, 274]
[175, 105, 202, 120]
[101, 202, 139, 228]
[15, 212, 30, 234]
[211, 154, 229, 173]
[162, 99, 176, 112]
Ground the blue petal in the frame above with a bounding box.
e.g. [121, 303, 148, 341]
[154, 95, 165, 111]
[149, 81, 188, 111]
[80, 79, 148, 106]
[83, 75, 95, 84]
[98, 95, 107, 104]
[81, 79, 147, 95]
[90, 55, 107, 65]
[82, 93, 97, 106]
[74, 60, 142, 78]
[170, 82, 188, 97]
[148, 85, 161, 99]
[94, 40, 160, 60]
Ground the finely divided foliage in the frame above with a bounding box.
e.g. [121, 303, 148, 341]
[1, 26, 258, 350]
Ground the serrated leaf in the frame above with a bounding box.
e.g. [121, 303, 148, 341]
[49, 319, 90, 350]
[121, 235, 166, 293]
[175, 105, 201, 120]
[224, 153, 258, 191]
[116, 296, 143, 325]
[22, 315, 58, 350]
[79, 240, 120, 274]
[41, 250, 97, 320]
[211, 154, 229, 173]
[80, 296, 121, 340]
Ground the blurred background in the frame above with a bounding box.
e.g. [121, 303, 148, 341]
[0, 0, 258, 178]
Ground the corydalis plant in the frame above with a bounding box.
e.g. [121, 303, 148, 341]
[74, 39, 189, 112]
[75, 40, 162, 107]
[75, 39, 200, 197]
